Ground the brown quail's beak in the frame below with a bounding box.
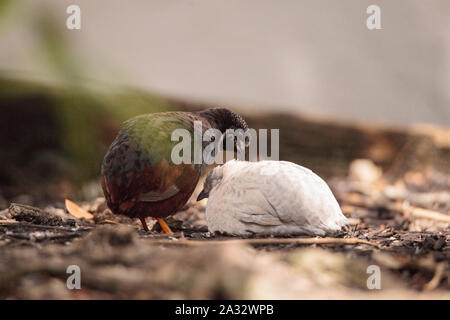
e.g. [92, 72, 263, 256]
[197, 190, 209, 201]
[244, 129, 250, 148]
[232, 131, 248, 155]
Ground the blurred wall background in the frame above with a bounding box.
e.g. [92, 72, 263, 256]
[0, 0, 449, 126]
[0, 0, 449, 205]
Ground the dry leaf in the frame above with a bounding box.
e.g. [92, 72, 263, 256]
[65, 199, 94, 220]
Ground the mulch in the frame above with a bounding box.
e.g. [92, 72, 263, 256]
[0, 163, 448, 298]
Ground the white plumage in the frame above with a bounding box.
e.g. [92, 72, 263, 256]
[200, 160, 348, 236]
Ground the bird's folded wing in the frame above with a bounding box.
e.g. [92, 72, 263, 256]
[140, 184, 180, 202]
[261, 168, 345, 230]
[137, 161, 201, 202]
[236, 211, 283, 226]
[234, 188, 283, 226]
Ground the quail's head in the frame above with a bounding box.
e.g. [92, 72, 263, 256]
[197, 166, 224, 201]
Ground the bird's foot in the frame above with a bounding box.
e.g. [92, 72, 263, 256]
[157, 218, 174, 235]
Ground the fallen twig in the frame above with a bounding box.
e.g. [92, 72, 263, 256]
[384, 187, 450, 207]
[423, 262, 447, 291]
[99, 219, 118, 225]
[400, 203, 450, 224]
[0, 220, 92, 232]
[0, 219, 18, 225]
[146, 237, 381, 248]
[9, 203, 68, 226]
[342, 194, 450, 224]
[6, 232, 82, 242]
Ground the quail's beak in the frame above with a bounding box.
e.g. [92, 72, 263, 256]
[233, 131, 248, 155]
[197, 190, 209, 201]
[244, 129, 250, 147]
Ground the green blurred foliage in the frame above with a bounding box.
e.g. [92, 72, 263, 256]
[0, 3, 175, 200]
[0, 76, 173, 200]
[0, 0, 16, 31]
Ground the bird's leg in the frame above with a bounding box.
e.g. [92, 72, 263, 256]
[157, 218, 174, 235]
[139, 217, 149, 232]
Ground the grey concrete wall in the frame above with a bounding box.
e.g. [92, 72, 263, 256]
[1, 0, 449, 126]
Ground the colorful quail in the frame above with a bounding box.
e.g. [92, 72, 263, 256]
[101, 108, 248, 233]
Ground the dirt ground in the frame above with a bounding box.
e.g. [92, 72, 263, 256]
[0, 157, 449, 300]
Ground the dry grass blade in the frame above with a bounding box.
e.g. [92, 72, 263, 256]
[65, 199, 94, 220]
